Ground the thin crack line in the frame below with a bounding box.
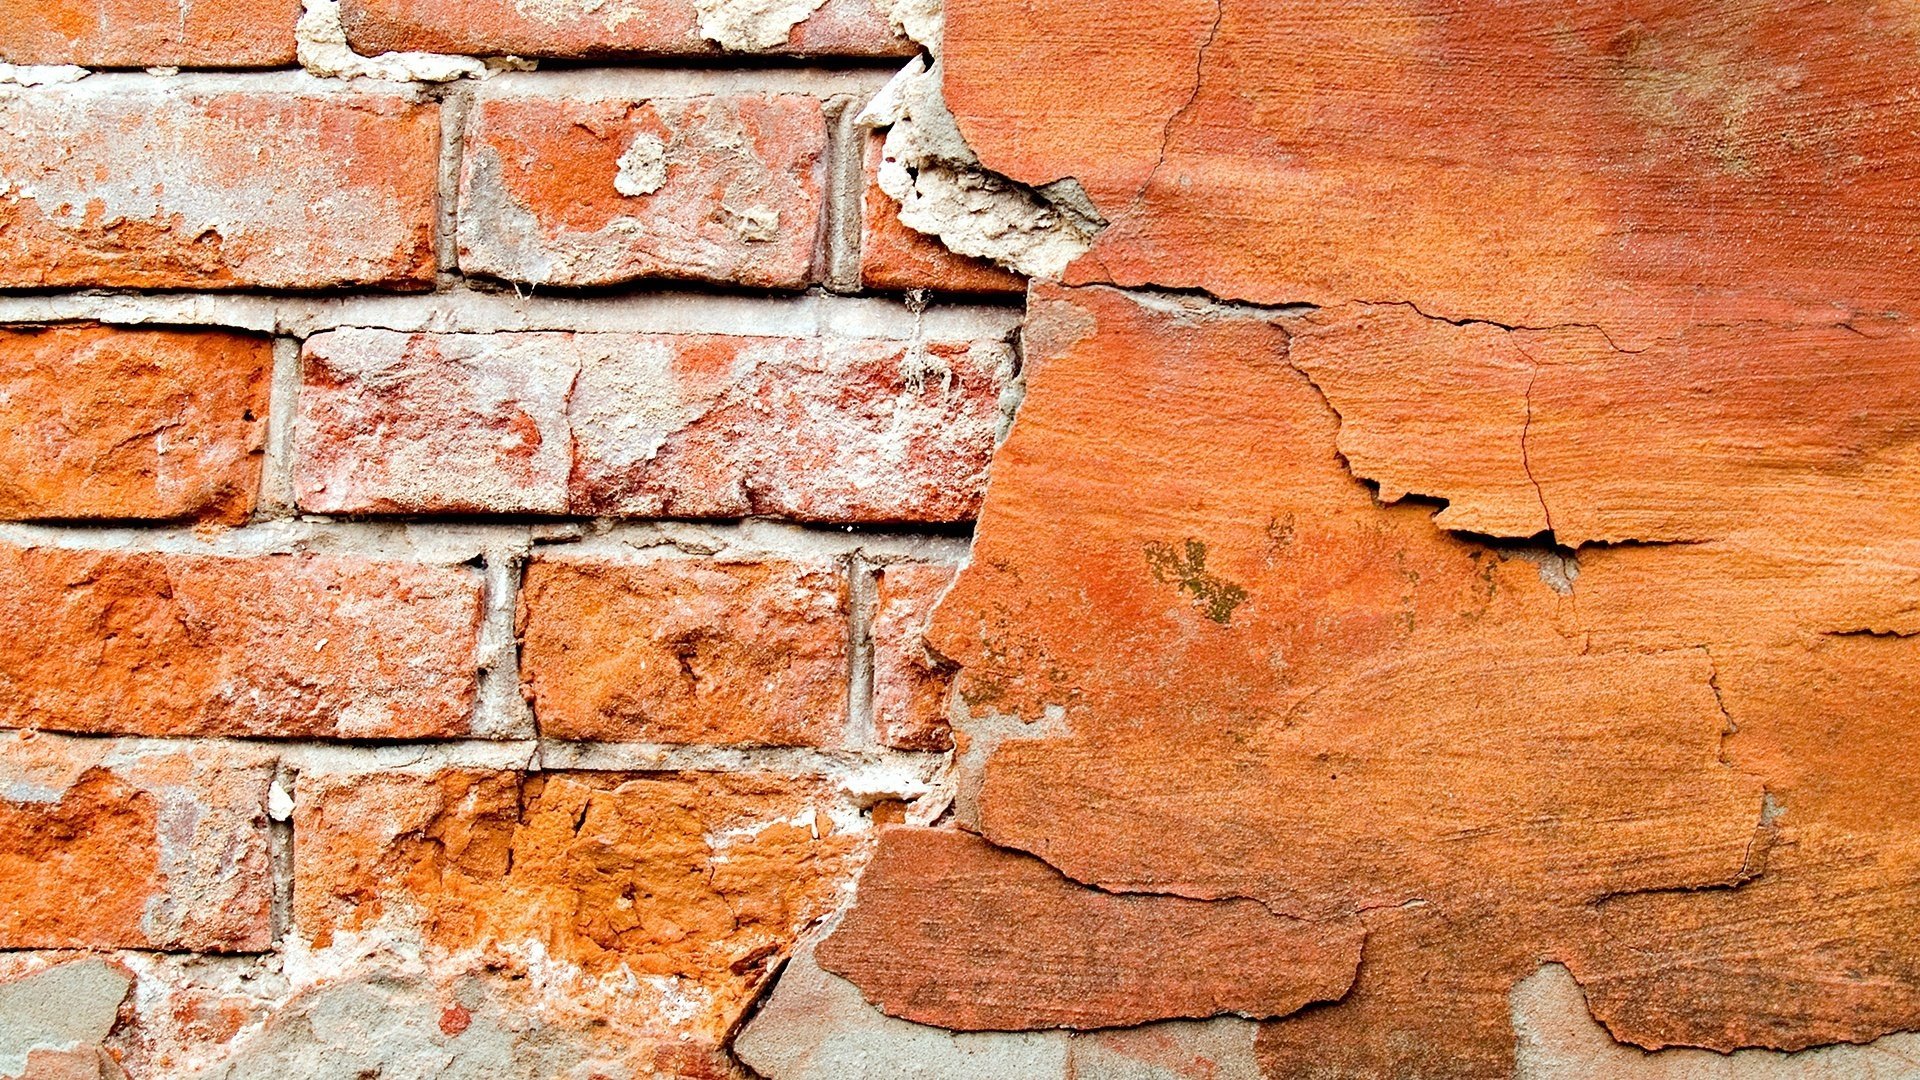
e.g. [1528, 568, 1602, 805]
[1128, 0, 1225, 212]
[1512, 339, 1556, 540]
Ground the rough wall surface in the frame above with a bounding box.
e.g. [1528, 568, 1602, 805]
[2, 0, 1917, 1078]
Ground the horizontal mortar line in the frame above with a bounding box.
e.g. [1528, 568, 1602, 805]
[469, 65, 901, 98]
[0, 517, 976, 562]
[0, 729, 948, 778]
[0, 286, 1024, 340]
[0, 65, 903, 98]
[0, 946, 277, 959]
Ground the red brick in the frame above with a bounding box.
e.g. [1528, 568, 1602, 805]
[458, 82, 826, 288]
[0, 78, 439, 291]
[870, 561, 957, 750]
[295, 329, 576, 517]
[0, 0, 299, 66]
[341, 0, 911, 57]
[295, 328, 1012, 522]
[0, 325, 269, 524]
[293, 769, 868, 1045]
[860, 133, 1024, 295]
[0, 731, 272, 951]
[0, 543, 483, 738]
[518, 556, 849, 746]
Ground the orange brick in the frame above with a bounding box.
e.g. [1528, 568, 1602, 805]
[870, 562, 958, 750]
[860, 133, 1025, 295]
[0, 325, 269, 524]
[0, 77, 439, 290]
[458, 82, 826, 288]
[519, 556, 849, 746]
[294, 769, 867, 1043]
[0, 544, 483, 738]
[0, 0, 299, 66]
[341, 0, 911, 57]
[295, 328, 1013, 522]
[0, 731, 272, 951]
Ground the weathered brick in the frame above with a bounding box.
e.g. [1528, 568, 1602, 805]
[860, 133, 1025, 295]
[295, 329, 576, 517]
[870, 561, 958, 750]
[0, 731, 272, 951]
[0, 0, 300, 67]
[296, 328, 1013, 522]
[0, 76, 439, 291]
[518, 556, 848, 746]
[0, 325, 270, 524]
[458, 81, 826, 288]
[294, 769, 868, 1045]
[341, 0, 911, 57]
[0, 543, 483, 738]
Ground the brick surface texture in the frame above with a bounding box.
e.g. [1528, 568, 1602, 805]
[2, 0, 1916, 1077]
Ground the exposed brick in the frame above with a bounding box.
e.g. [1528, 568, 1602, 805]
[296, 328, 1012, 522]
[0, 325, 269, 524]
[340, 0, 911, 58]
[870, 561, 958, 750]
[0, 731, 272, 951]
[0, 77, 439, 291]
[458, 81, 826, 289]
[860, 133, 1025, 295]
[518, 556, 849, 746]
[294, 768, 868, 1044]
[0, 0, 300, 67]
[0, 543, 483, 738]
[295, 329, 576, 517]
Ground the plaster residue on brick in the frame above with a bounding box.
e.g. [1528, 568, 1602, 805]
[0, 73, 440, 290]
[613, 132, 669, 195]
[691, 0, 829, 50]
[297, 0, 485, 79]
[0, 732, 275, 953]
[852, 0, 1102, 279]
[456, 79, 825, 287]
[859, 55, 1100, 280]
[293, 326, 1013, 522]
[0, 62, 89, 86]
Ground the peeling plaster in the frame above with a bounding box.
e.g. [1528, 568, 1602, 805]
[297, 0, 531, 81]
[0, 63, 90, 86]
[1513, 965, 1920, 1078]
[860, 56, 1100, 280]
[0, 959, 131, 1076]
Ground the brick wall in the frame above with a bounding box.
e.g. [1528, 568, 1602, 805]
[14, 3, 1920, 1078]
[0, 3, 1013, 1074]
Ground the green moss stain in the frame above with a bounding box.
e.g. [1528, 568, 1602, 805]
[1144, 538, 1248, 625]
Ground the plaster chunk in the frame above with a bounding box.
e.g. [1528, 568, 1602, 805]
[1513, 964, 1920, 1079]
[296, 0, 487, 80]
[613, 133, 668, 196]
[860, 57, 1099, 279]
[0, 959, 132, 1077]
[691, 0, 829, 50]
